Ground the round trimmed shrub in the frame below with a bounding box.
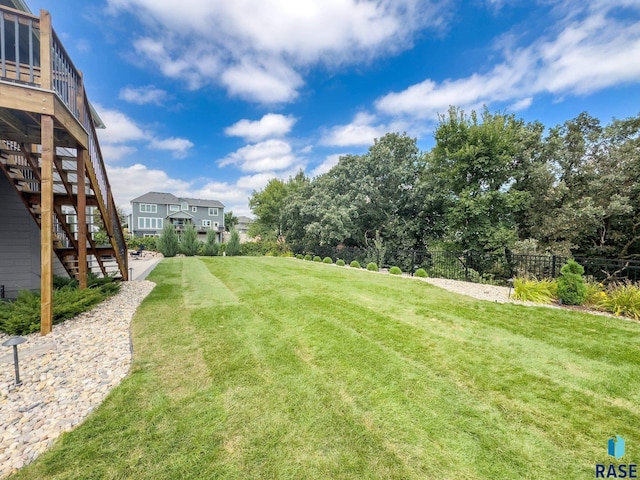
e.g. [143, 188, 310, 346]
[389, 266, 402, 275]
[313, 255, 322, 262]
[336, 259, 345, 266]
[414, 268, 428, 278]
[350, 260, 361, 268]
[557, 260, 588, 305]
[296, 254, 303, 260]
[366, 262, 378, 272]
[323, 257, 333, 264]
[304, 254, 312, 261]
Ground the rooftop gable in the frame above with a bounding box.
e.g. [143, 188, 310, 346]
[131, 191, 224, 208]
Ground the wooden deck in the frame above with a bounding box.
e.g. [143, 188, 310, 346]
[0, 7, 128, 334]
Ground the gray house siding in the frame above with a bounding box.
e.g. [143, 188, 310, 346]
[0, 174, 66, 298]
[130, 192, 225, 240]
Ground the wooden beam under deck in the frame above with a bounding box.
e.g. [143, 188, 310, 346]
[40, 115, 54, 335]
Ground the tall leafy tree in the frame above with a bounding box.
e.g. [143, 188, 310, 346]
[224, 211, 238, 232]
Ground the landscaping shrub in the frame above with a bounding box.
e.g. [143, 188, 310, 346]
[597, 282, 640, 319]
[296, 254, 304, 260]
[414, 268, 427, 278]
[313, 256, 322, 262]
[557, 260, 588, 305]
[584, 281, 606, 307]
[389, 266, 402, 275]
[350, 260, 361, 268]
[366, 262, 378, 272]
[127, 236, 158, 252]
[323, 257, 333, 264]
[180, 224, 200, 256]
[513, 278, 557, 303]
[336, 259, 345, 266]
[304, 254, 312, 261]
[0, 278, 121, 335]
[202, 230, 219, 256]
[226, 230, 241, 256]
[157, 223, 179, 257]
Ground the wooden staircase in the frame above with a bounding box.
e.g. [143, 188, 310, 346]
[0, 5, 128, 334]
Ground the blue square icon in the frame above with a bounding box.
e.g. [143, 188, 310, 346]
[608, 435, 625, 459]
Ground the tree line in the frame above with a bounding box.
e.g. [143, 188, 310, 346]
[249, 107, 640, 260]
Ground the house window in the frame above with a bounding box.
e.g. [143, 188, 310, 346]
[139, 204, 157, 213]
[138, 217, 163, 230]
[168, 204, 179, 212]
[214, 222, 219, 228]
[202, 220, 212, 227]
[192, 206, 197, 213]
[208, 208, 218, 216]
[181, 202, 189, 211]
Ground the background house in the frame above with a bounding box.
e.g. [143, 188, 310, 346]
[130, 192, 225, 242]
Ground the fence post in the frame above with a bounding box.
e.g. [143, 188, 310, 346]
[411, 250, 416, 276]
[464, 251, 469, 281]
[0, 285, 4, 299]
[551, 255, 557, 278]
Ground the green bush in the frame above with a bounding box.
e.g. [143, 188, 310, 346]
[350, 260, 361, 268]
[366, 262, 378, 272]
[323, 257, 333, 264]
[389, 266, 402, 275]
[304, 254, 312, 261]
[180, 224, 200, 256]
[336, 259, 345, 266]
[557, 260, 587, 305]
[157, 223, 179, 257]
[296, 254, 304, 260]
[313, 256, 322, 262]
[0, 279, 121, 335]
[226, 230, 241, 256]
[597, 282, 640, 319]
[513, 278, 557, 303]
[127, 236, 158, 252]
[414, 268, 427, 278]
[202, 230, 219, 256]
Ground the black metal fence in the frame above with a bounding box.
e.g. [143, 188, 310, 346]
[301, 246, 640, 285]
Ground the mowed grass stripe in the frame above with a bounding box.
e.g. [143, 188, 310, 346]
[13, 256, 640, 479]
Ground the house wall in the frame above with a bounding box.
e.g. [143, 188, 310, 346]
[130, 200, 224, 238]
[0, 174, 66, 298]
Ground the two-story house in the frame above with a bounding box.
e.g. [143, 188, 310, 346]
[130, 192, 225, 242]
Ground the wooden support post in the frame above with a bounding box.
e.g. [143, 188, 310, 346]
[77, 148, 87, 289]
[40, 115, 54, 335]
[39, 10, 52, 91]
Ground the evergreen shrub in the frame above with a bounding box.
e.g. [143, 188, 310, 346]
[414, 268, 428, 278]
[366, 262, 378, 272]
[323, 257, 333, 264]
[336, 259, 345, 266]
[389, 266, 402, 275]
[557, 260, 588, 305]
[350, 260, 361, 268]
[296, 254, 304, 260]
[304, 254, 312, 261]
[313, 256, 322, 262]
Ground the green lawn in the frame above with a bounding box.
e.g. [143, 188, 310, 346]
[15, 257, 640, 479]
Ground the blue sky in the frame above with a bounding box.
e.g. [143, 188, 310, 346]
[27, 0, 640, 216]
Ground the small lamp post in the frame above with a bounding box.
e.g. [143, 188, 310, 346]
[2, 336, 27, 387]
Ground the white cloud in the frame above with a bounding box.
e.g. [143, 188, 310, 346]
[107, 0, 448, 103]
[148, 137, 194, 158]
[375, 2, 640, 119]
[106, 163, 193, 213]
[321, 112, 389, 147]
[219, 139, 297, 172]
[119, 85, 168, 105]
[311, 154, 343, 177]
[225, 114, 297, 142]
[508, 97, 533, 111]
[95, 105, 194, 161]
[221, 60, 303, 104]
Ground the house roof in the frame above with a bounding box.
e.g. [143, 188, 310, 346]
[131, 191, 225, 208]
[237, 216, 254, 224]
[166, 211, 193, 219]
[0, 0, 32, 13]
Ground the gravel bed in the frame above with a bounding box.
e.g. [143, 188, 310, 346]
[0, 281, 155, 479]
